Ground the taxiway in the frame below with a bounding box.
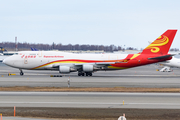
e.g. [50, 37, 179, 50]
[0, 63, 180, 110]
[0, 92, 180, 109]
[0, 63, 180, 88]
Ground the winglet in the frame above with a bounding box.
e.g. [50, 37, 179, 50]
[141, 30, 177, 54]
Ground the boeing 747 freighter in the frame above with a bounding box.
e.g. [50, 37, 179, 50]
[3, 30, 177, 76]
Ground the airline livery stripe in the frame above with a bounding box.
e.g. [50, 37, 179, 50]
[30, 59, 125, 70]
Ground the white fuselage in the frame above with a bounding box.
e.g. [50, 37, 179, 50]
[160, 56, 180, 68]
[3, 51, 128, 70]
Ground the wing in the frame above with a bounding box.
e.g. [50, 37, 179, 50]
[52, 62, 116, 68]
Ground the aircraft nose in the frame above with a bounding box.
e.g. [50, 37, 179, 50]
[2, 59, 6, 64]
[3, 57, 10, 66]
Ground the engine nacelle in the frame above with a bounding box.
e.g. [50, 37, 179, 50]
[83, 65, 94, 72]
[59, 66, 70, 73]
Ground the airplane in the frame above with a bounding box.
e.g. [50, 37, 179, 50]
[31, 47, 38, 51]
[158, 56, 180, 72]
[162, 56, 180, 68]
[0, 47, 7, 53]
[2, 29, 177, 76]
[147, 41, 180, 72]
[0, 47, 11, 62]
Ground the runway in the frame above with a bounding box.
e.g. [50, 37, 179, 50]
[1, 63, 180, 111]
[1, 63, 180, 88]
[0, 92, 180, 109]
[1, 75, 180, 88]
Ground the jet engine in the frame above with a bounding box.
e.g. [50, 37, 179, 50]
[82, 65, 94, 72]
[59, 66, 70, 73]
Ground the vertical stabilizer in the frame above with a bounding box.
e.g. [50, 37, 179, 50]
[141, 30, 177, 54]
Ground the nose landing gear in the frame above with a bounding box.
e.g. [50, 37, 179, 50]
[19, 69, 24, 76]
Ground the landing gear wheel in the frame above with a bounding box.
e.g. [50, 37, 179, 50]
[20, 72, 24, 76]
[85, 72, 92, 76]
[78, 73, 81, 76]
[78, 72, 91, 76]
[19, 69, 24, 76]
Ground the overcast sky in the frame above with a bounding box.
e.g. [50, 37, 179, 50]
[1, 0, 180, 49]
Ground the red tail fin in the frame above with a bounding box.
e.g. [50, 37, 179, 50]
[141, 30, 177, 54]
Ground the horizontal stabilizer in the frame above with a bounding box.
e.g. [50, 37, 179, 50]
[148, 54, 174, 60]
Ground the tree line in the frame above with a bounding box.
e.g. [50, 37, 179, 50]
[0, 42, 137, 52]
[0, 42, 178, 52]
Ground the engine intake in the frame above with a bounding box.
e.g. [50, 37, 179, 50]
[59, 66, 70, 73]
[83, 65, 94, 72]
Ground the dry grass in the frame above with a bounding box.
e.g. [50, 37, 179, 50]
[2, 107, 180, 120]
[0, 86, 180, 92]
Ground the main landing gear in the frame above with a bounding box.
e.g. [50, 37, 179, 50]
[86, 72, 92, 76]
[19, 69, 24, 76]
[78, 72, 84, 76]
[78, 72, 92, 76]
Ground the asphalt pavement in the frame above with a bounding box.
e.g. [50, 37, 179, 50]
[0, 92, 180, 109]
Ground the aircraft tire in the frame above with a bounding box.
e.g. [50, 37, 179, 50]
[20, 72, 24, 76]
[85, 72, 92, 76]
[78, 73, 81, 76]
